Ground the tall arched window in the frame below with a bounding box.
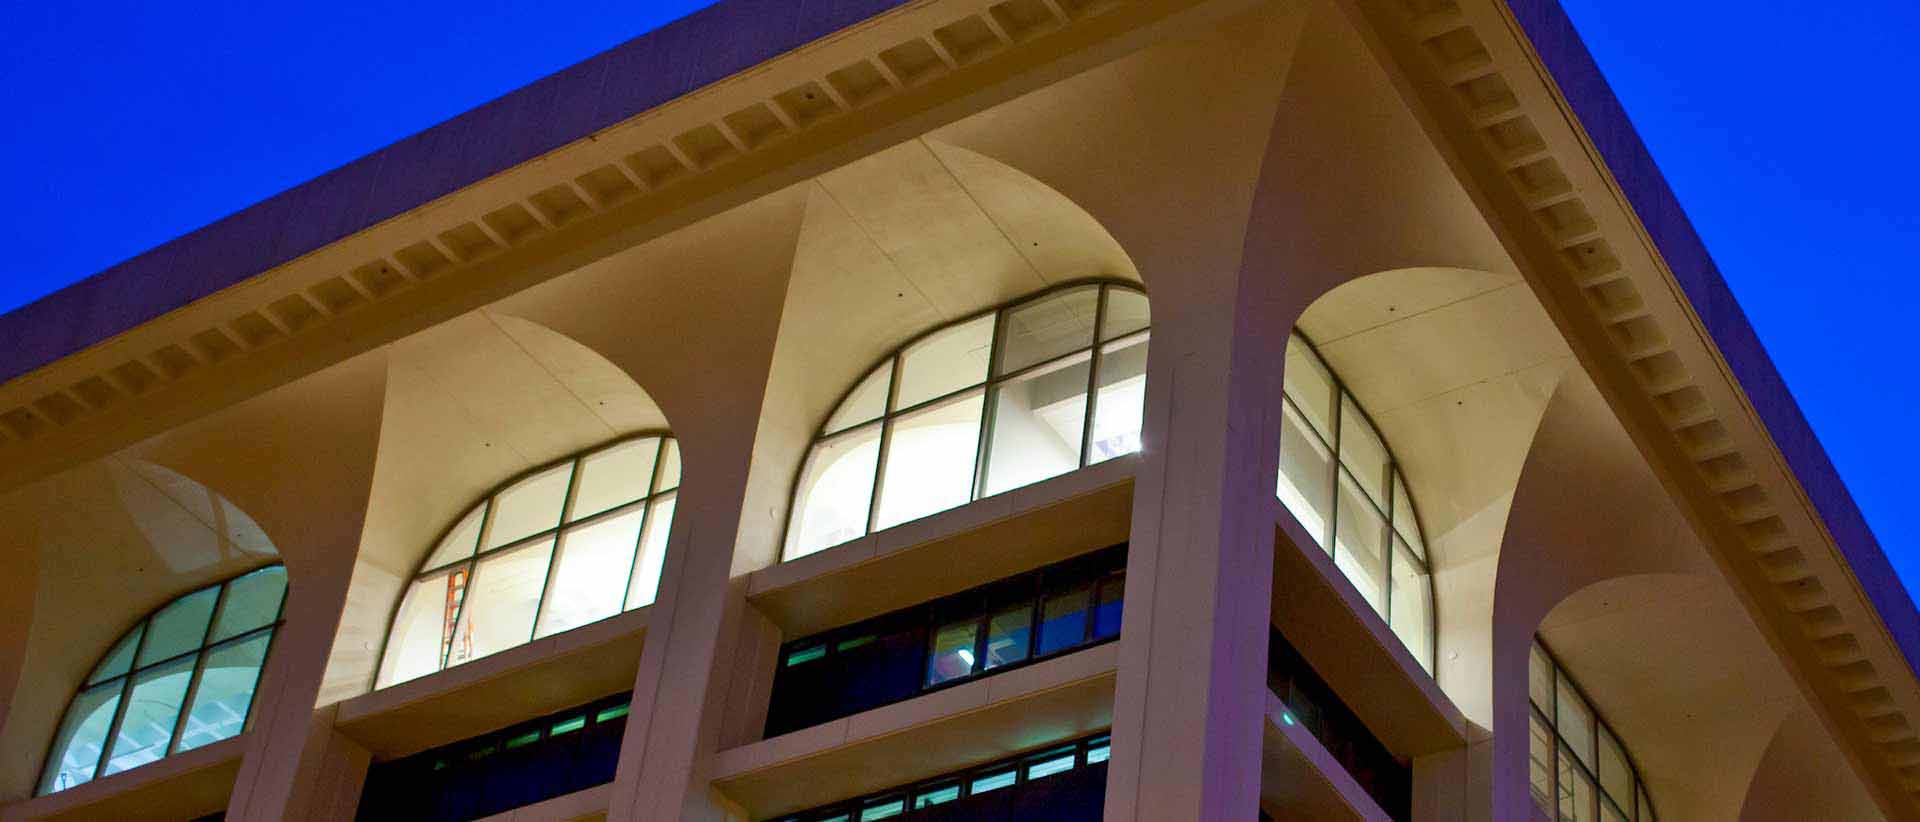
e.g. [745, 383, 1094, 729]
[784, 282, 1150, 561]
[40, 564, 288, 795]
[376, 435, 680, 688]
[1529, 640, 1658, 821]
[1276, 332, 1437, 673]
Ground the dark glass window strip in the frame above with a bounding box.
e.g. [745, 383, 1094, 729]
[357, 692, 631, 822]
[772, 732, 1112, 822]
[1529, 640, 1658, 822]
[766, 545, 1126, 738]
[1268, 625, 1411, 820]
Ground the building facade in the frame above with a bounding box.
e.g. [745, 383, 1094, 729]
[0, 0, 1915, 819]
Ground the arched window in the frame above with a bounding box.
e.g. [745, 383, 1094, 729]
[39, 564, 288, 795]
[1276, 332, 1436, 673]
[784, 282, 1150, 561]
[1529, 640, 1657, 821]
[376, 435, 680, 689]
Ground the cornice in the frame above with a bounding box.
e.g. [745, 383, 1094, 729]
[1337, 0, 1920, 814]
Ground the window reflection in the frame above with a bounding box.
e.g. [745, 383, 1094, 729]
[39, 566, 288, 795]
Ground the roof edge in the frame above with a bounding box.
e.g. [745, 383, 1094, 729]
[1504, 0, 1920, 678]
[0, 0, 913, 386]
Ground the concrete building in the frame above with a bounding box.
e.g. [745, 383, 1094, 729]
[0, 0, 1913, 819]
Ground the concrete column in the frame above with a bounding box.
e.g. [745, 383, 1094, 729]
[131, 355, 387, 821]
[482, 191, 806, 822]
[604, 448, 764, 822]
[1100, 236, 1291, 819]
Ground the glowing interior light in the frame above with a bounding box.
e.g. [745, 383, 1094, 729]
[957, 649, 975, 667]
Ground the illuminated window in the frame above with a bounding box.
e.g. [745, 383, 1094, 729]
[1529, 640, 1657, 821]
[785, 283, 1149, 561]
[1277, 333, 1436, 674]
[376, 435, 679, 688]
[39, 565, 287, 795]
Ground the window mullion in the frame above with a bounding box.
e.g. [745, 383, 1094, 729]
[1077, 285, 1110, 468]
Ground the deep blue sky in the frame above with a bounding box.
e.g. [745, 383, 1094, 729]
[4, 3, 1916, 597]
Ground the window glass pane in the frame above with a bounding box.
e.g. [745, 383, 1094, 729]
[786, 423, 882, 560]
[786, 644, 826, 667]
[927, 620, 978, 686]
[87, 626, 142, 686]
[1558, 745, 1597, 822]
[1529, 644, 1554, 713]
[997, 286, 1097, 376]
[1086, 740, 1111, 764]
[914, 784, 961, 808]
[982, 604, 1033, 670]
[137, 586, 219, 667]
[1333, 472, 1389, 613]
[211, 566, 287, 643]
[1025, 749, 1077, 780]
[983, 353, 1088, 496]
[537, 508, 643, 637]
[572, 438, 659, 520]
[826, 363, 893, 434]
[626, 493, 675, 610]
[378, 568, 462, 687]
[423, 503, 485, 570]
[657, 439, 682, 492]
[1339, 395, 1391, 506]
[874, 392, 984, 531]
[39, 682, 120, 794]
[1037, 584, 1091, 656]
[104, 656, 194, 774]
[859, 799, 905, 821]
[1278, 402, 1335, 550]
[1391, 471, 1425, 559]
[449, 538, 554, 665]
[895, 314, 993, 409]
[1283, 336, 1337, 439]
[1093, 573, 1124, 639]
[1100, 287, 1151, 341]
[1602, 797, 1629, 822]
[1090, 335, 1148, 463]
[1557, 672, 1597, 768]
[1598, 727, 1633, 810]
[1388, 538, 1432, 671]
[1528, 711, 1554, 813]
[176, 630, 271, 751]
[486, 464, 572, 549]
[970, 769, 1017, 794]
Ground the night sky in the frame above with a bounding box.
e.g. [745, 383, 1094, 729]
[4, 2, 1915, 598]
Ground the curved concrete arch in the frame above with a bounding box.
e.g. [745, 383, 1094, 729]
[741, 136, 1149, 574]
[323, 309, 671, 702]
[0, 456, 286, 801]
[1488, 374, 1808, 820]
[1740, 706, 1883, 821]
[1293, 265, 1569, 727]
